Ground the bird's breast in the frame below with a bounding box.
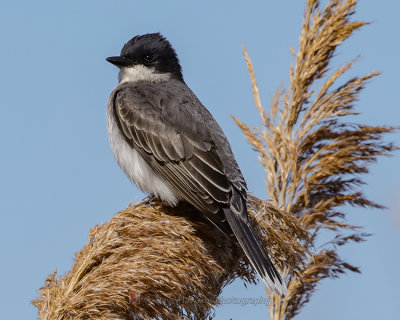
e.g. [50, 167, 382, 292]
[107, 97, 179, 205]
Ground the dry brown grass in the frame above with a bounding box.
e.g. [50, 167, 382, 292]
[234, 0, 397, 319]
[32, 198, 308, 319]
[33, 0, 397, 319]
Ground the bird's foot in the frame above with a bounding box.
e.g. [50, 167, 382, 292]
[142, 194, 156, 207]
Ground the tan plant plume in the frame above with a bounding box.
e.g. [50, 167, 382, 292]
[33, 0, 397, 319]
[32, 198, 308, 320]
[234, 0, 397, 319]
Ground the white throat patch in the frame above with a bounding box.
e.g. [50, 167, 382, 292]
[119, 65, 171, 83]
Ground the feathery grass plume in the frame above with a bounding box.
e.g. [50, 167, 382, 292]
[234, 0, 397, 319]
[32, 198, 308, 319]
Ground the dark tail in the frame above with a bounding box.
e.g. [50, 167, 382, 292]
[223, 189, 287, 295]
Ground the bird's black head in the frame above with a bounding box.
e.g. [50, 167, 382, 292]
[106, 33, 183, 82]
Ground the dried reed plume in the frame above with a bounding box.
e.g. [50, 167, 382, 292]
[234, 0, 397, 319]
[32, 198, 308, 319]
[33, 0, 397, 319]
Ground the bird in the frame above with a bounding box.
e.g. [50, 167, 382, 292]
[106, 32, 287, 295]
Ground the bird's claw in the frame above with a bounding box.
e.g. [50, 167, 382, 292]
[142, 194, 156, 207]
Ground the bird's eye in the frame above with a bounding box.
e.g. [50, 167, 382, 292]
[143, 54, 155, 63]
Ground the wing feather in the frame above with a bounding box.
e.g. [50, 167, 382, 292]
[148, 133, 169, 161]
[113, 84, 230, 214]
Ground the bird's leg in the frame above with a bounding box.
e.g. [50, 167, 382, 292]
[142, 194, 156, 207]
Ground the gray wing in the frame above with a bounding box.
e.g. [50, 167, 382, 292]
[112, 80, 243, 214]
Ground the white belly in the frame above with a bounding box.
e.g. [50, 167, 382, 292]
[107, 101, 179, 205]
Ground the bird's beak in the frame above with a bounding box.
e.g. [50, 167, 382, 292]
[106, 56, 134, 67]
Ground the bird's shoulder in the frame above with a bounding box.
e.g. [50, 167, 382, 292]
[115, 80, 214, 141]
[111, 80, 219, 161]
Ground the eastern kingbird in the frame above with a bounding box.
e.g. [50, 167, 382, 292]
[106, 33, 287, 295]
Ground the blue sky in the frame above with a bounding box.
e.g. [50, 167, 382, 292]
[1, 1, 399, 319]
